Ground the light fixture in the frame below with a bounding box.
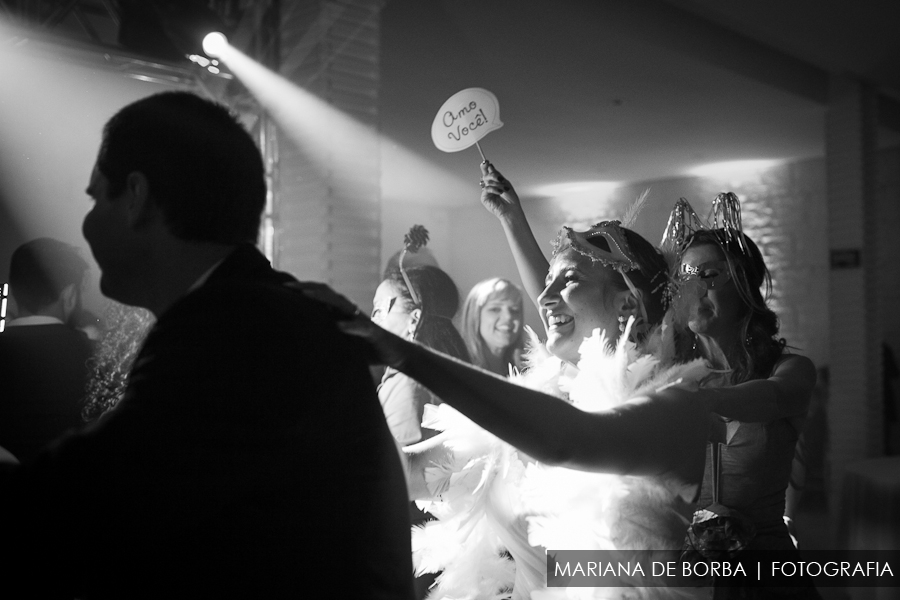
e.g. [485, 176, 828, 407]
[202, 32, 228, 58]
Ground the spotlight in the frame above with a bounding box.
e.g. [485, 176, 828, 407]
[202, 32, 228, 58]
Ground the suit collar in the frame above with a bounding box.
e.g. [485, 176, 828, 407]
[204, 244, 276, 286]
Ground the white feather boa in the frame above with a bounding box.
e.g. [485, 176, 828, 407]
[411, 320, 710, 600]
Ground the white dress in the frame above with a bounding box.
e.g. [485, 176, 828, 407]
[410, 321, 711, 600]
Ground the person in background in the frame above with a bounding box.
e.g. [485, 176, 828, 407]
[371, 262, 470, 599]
[373, 264, 470, 445]
[0, 237, 93, 463]
[671, 216, 819, 598]
[459, 277, 525, 376]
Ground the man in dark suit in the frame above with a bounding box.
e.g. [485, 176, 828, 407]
[1, 92, 414, 599]
[0, 238, 93, 463]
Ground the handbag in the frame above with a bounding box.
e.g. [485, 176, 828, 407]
[681, 440, 756, 562]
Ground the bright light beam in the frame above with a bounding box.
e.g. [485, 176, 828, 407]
[202, 32, 228, 58]
[215, 45, 474, 207]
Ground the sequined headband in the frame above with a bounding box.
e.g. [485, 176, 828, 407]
[660, 192, 769, 313]
[660, 193, 749, 258]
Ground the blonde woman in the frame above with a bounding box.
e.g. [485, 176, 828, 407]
[460, 278, 525, 376]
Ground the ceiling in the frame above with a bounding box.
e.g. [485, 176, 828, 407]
[378, 0, 900, 205]
[2, 0, 898, 208]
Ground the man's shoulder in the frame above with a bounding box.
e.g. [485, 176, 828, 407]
[189, 272, 332, 323]
[156, 265, 347, 358]
[184, 245, 328, 315]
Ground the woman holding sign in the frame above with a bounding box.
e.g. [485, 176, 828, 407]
[406, 175, 818, 599]
[406, 166, 715, 598]
[306, 165, 714, 598]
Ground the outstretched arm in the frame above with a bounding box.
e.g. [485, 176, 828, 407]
[300, 284, 712, 482]
[706, 354, 816, 422]
[397, 341, 711, 478]
[361, 318, 711, 479]
[479, 162, 549, 308]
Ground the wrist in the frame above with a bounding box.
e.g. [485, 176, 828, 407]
[499, 207, 528, 228]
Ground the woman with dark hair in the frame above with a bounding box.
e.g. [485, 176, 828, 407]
[459, 278, 525, 376]
[671, 211, 818, 598]
[676, 227, 786, 383]
[372, 264, 470, 445]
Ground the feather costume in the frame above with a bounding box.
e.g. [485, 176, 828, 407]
[410, 319, 710, 599]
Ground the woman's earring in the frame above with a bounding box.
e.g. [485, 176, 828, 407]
[618, 315, 626, 333]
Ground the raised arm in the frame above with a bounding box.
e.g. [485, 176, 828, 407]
[348, 313, 711, 482]
[705, 353, 816, 423]
[479, 162, 549, 308]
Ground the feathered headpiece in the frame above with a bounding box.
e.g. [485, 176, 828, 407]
[399, 224, 430, 306]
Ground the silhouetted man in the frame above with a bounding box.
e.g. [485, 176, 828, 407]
[0, 237, 93, 463]
[1, 92, 414, 599]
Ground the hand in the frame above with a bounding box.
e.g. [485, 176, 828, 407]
[479, 161, 523, 220]
[291, 281, 412, 369]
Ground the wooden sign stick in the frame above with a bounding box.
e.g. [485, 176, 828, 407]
[475, 141, 487, 163]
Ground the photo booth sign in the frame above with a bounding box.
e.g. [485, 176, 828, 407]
[431, 88, 503, 155]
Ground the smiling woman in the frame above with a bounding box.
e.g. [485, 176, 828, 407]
[459, 278, 525, 376]
[539, 221, 668, 365]
[362, 164, 713, 599]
